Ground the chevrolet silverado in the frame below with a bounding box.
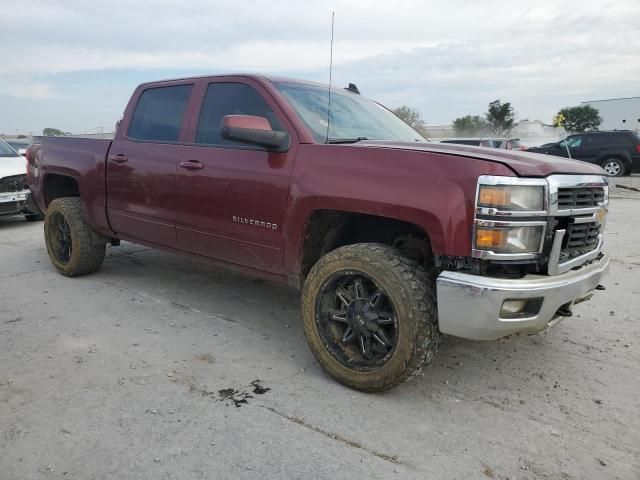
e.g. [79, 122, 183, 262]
[27, 74, 610, 392]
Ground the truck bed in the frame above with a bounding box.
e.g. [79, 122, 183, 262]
[28, 136, 114, 236]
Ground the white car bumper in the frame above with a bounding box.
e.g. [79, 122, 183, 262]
[0, 189, 30, 215]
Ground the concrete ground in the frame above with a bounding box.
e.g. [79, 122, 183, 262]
[1, 197, 639, 480]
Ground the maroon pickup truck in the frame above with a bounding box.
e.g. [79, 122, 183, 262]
[27, 74, 610, 392]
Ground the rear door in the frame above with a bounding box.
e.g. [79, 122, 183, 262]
[175, 79, 296, 274]
[577, 133, 609, 164]
[107, 82, 195, 247]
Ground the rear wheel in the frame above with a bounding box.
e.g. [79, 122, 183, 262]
[302, 243, 440, 392]
[44, 197, 106, 276]
[602, 158, 625, 177]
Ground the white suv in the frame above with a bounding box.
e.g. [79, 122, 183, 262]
[0, 139, 43, 221]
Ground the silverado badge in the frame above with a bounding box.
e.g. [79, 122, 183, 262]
[232, 216, 278, 231]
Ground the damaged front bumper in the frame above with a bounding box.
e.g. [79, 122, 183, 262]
[0, 189, 31, 215]
[436, 254, 610, 340]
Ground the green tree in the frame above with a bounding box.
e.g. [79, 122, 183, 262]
[42, 127, 65, 136]
[485, 100, 515, 135]
[452, 115, 489, 136]
[555, 105, 602, 133]
[392, 106, 427, 132]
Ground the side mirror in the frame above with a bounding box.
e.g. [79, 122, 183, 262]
[221, 115, 289, 152]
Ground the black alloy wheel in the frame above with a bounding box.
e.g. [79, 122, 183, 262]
[315, 271, 398, 371]
[49, 211, 73, 264]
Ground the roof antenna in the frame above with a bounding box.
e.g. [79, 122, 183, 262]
[326, 11, 335, 144]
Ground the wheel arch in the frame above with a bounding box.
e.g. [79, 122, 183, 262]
[42, 173, 81, 207]
[291, 206, 444, 286]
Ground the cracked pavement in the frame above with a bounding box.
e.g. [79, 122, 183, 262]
[1, 196, 639, 479]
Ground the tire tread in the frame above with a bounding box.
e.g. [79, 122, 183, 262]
[44, 197, 105, 276]
[302, 243, 440, 392]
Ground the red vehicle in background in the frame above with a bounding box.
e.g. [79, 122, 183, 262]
[27, 74, 610, 392]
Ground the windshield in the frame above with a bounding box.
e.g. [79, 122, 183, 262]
[274, 82, 426, 143]
[0, 140, 20, 157]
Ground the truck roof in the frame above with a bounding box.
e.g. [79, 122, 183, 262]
[137, 73, 327, 89]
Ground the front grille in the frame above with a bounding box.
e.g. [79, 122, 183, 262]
[0, 174, 26, 194]
[559, 221, 600, 262]
[557, 187, 605, 209]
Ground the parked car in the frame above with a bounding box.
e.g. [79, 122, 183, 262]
[440, 138, 522, 149]
[27, 74, 609, 392]
[0, 139, 43, 221]
[5, 139, 31, 156]
[526, 130, 640, 176]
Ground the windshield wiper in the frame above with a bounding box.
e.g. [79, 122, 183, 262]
[326, 137, 368, 144]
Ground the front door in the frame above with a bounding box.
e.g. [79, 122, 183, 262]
[175, 80, 296, 274]
[107, 82, 194, 248]
[557, 134, 583, 159]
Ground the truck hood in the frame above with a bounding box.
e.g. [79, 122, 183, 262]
[0, 156, 26, 179]
[355, 141, 606, 177]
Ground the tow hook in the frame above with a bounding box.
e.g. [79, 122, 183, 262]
[556, 303, 573, 317]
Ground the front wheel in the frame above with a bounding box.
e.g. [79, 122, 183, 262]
[302, 243, 440, 392]
[44, 197, 106, 276]
[602, 158, 625, 177]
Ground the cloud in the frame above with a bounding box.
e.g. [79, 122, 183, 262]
[2, 83, 55, 99]
[1, 0, 639, 130]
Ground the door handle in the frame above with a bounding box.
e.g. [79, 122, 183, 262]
[179, 160, 204, 170]
[109, 154, 128, 164]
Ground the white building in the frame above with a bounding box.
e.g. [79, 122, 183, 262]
[581, 96, 640, 132]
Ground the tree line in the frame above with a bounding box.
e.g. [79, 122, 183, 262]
[393, 103, 602, 137]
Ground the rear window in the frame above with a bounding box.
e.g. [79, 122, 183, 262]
[128, 85, 193, 142]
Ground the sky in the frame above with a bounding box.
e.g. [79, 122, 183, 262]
[1, 0, 639, 135]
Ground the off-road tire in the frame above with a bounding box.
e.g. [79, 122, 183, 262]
[602, 158, 625, 177]
[44, 197, 106, 276]
[302, 243, 440, 392]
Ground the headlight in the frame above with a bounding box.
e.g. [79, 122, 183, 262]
[475, 224, 544, 254]
[477, 185, 544, 211]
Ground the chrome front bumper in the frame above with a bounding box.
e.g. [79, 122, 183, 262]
[436, 254, 610, 340]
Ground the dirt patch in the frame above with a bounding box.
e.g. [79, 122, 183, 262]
[194, 353, 215, 364]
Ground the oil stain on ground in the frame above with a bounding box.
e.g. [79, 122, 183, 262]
[217, 380, 271, 407]
[191, 379, 271, 407]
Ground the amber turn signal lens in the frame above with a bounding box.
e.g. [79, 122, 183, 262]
[476, 228, 507, 248]
[478, 187, 510, 207]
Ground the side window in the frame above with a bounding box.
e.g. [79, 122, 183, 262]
[560, 135, 582, 148]
[195, 83, 283, 146]
[568, 135, 582, 148]
[128, 85, 193, 142]
[584, 134, 608, 147]
[611, 133, 630, 146]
